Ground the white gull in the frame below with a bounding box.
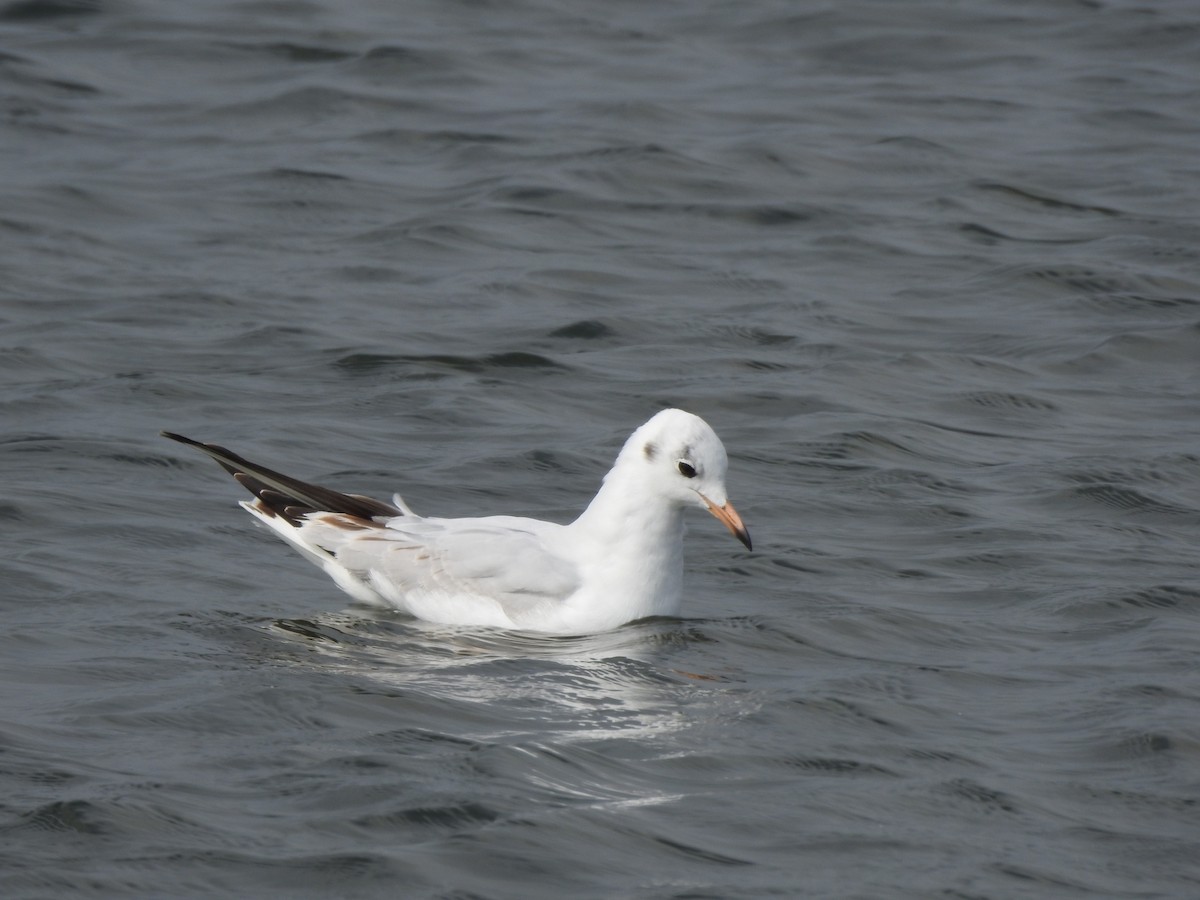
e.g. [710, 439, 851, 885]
[162, 408, 751, 634]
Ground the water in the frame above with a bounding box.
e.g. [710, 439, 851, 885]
[3, 0, 1200, 896]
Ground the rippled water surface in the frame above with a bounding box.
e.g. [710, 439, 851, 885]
[3, 1, 1200, 897]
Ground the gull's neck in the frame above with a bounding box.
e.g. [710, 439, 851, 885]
[571, 466, 686, 549]
[566, 459, 687, 621]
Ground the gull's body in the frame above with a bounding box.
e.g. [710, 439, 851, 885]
[163, 409, 750, 634]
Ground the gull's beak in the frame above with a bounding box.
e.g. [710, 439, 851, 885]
[699, 494, 752, 551]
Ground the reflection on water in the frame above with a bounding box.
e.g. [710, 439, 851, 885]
[271, 611, 757, 747]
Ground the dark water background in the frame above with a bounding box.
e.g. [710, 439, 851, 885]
[3, 1, 1200, 897]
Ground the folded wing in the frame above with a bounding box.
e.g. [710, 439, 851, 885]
[163, 430, 581, 627]
[294, 513, 581, 627]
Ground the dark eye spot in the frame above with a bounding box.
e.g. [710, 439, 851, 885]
[677, 460, 697, 478]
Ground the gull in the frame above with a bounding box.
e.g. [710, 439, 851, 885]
[162, 408, 751, 634]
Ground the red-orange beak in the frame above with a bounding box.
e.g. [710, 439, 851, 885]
[699, 494, 752, 551]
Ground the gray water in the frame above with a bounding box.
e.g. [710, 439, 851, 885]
[3, 0, 1200, 897]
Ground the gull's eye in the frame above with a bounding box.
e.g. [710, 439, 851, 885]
[677, 460, 697, 478]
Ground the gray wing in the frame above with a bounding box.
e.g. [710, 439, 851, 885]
[308, 513, 581, 624]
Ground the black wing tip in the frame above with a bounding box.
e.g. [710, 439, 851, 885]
[161, 430, 240, 463]
[163, 429, 402, 522]
[161, 430, 206, 449]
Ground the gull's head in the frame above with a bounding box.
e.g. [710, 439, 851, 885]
[617, 408, 752, 550]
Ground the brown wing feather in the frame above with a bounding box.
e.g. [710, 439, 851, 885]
[161, 431, 400, 526]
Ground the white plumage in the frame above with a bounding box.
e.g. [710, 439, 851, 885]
[164, 409, 750, 634]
